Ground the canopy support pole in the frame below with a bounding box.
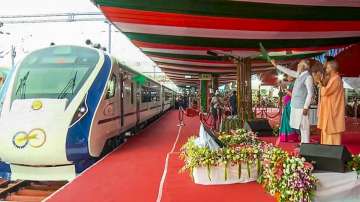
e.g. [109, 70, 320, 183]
[211, 74, 219, 92]
[245, 58, 253, 119]
[200, 80, 208, 112]
[236, 58, 252, 124]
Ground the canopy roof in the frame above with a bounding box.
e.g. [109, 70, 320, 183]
[335, 43, 360, 77]
[94, 0, 360, 85]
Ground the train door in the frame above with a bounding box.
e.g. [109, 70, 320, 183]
[89, 63, 121, 157]
[136, 83, 141, 125]
[100, 67, 121, 134]
[119, 70, 137, 131]
[161, 86, 164, 112]
[119, 72, 124, 127]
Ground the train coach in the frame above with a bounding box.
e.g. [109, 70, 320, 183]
[0, 45, 176, 181]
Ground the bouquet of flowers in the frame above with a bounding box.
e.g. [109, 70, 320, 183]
[347, 154, 360, 178]
[258, 147, 288, 195]
[180, 129, 318, 202]
[259, 146, 318, 202]
[180, 132, 264, 181]
[219, 129, 260, 147]
[278, 157, 318, 202]
[180, 136, 218, 176]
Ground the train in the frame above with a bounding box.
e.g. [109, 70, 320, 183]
[0, 45, 176, 181]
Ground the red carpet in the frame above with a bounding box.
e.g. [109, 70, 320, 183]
[47, 111, 360, 202]
[48, 111, 183, 202]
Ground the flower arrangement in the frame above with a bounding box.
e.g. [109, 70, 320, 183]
[258, 147, 289, 196]
[180, 128, 318, 202]
[347, 154, 360, 178]
[258, 145, 318, 202]
[220, 116, 242, 133]
[218, 129, 260, 146]
[180, 130, 262, 181]
[279, 157, 317, 202]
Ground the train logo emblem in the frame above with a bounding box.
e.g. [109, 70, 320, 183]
[32, 100, 43, 110]
[12, 128, 47, 149]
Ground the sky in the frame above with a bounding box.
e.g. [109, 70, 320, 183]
[0, 0, 176, 88]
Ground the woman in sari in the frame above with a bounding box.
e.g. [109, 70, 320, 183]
[279, 76, 298, 142]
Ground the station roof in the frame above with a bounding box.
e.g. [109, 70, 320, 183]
[93, 0, 360, 85]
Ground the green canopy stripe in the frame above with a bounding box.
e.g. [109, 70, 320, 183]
[124, 32, 360, 49]
[143, 51, 324, 61]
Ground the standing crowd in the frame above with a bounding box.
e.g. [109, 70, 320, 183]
[209, 90, 238, 130]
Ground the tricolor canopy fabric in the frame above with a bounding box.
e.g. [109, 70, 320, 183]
[335, 43, 360, 77]
[94, 0, 360, 85]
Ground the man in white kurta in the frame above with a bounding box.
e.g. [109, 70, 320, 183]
[271, 60, 313, 143]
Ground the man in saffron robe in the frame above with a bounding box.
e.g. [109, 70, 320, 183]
[317, 60, 345, 145]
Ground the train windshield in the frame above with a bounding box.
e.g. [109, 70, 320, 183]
[11, 46, 99, 102]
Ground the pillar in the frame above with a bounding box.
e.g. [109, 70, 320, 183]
[236, 58, 252, 123]
[200, 80, 208, 112]
[244, 58, 252, 119]
[236, 60, 243, 119]
[211, 75, 219, 92]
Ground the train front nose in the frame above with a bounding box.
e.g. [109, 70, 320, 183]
[0, 99, 71, 166]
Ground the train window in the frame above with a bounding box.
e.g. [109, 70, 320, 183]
[141, 86, 151, 103]
[130, 82, 134, 104]
[11, 46, 99, 102]
[106, 74, 116, 99]
[165, 92, 171, 101]
[149, 89, 159, 101]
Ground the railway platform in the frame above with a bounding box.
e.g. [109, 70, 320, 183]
[44, 110, 360, 202]
[45, 110, 274, 202]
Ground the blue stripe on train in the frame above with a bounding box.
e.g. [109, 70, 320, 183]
[66, 54, 112, 162]
[0, 68, 17, 180]
[0, 161, 11, 180]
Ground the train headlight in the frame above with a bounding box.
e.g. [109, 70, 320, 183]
[70, 97, 88, 127]
[79, 106, 86, 113]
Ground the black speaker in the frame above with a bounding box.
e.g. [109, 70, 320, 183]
[244, 119, 273, 136]
[300, 143, 352, 172]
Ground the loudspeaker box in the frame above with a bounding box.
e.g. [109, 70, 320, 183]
[244, 119, 273, 136]
[300, 143, 351, 172]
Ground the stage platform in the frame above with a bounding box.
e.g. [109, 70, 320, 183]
[45, 111, 360, 202]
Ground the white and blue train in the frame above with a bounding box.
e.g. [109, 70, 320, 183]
[0, 45, 176, 181]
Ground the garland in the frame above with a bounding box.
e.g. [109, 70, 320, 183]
[180, 129, 318, 202]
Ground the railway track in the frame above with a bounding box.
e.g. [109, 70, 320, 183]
[0, 179, 66, 202]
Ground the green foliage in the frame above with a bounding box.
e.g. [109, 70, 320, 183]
[347, 154, 360, 178]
